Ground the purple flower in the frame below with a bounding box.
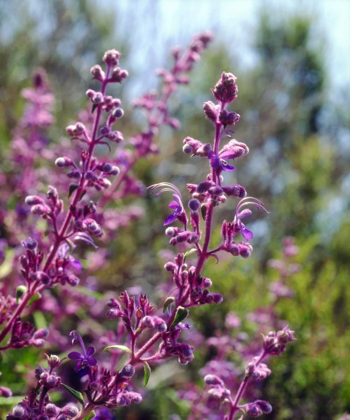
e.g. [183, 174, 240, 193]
[92, 407, 116, 420]
[234, 197, 269, 241]
[68, 330, 97, 377]
[208, 139, 249, 173]
[208, 152, 235, 172]
[148, 183, 184, 226]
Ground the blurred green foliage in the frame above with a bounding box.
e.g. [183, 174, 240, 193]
[0, 3, 350, 420]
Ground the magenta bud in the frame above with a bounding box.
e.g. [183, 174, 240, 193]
[106, 309, 121, 319]
[103, 49, 121, 66]
[164, 262, 176, 272]
[33, 329, 49, 339]
[101, 162, 113, 173]
[204, 374, 224, 386]
[90, 64, 105, 81]
[203, 101, 218, 122]
[120, 364, 135, 378]
[212, 293, 224, 304]
[61, 405, 79, 417]
[196, 181, 212, 193]
[183, 144, 193, 154]
[112, 108, 124, 119]
[110, 166, 120, 176]
[0, 387, 12, 398]
[25, 196, 44, 206]
[55, 157, 73, 168]
[203, 278, 212, 288]
[86, 89, 95, 99]
[165, 227, 176, 237]
[188, 199, 200, 212]
[68, 275, 80, 287]
[31, 205, 46, 216]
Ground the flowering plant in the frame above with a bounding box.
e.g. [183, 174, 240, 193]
[1, 32, 295, 420]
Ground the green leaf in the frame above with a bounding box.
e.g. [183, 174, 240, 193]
[27, 293, 42, 307]
[16, 285, 28, 303]
[163, 296, 175, 313]
[104, 344, 132, 354]
[83, 413, 95, 420]
[92, 103, 98, 114]
[0, 249, 14, 279]
[68, 183, 79, 198]
[170, 306, 189, 329]
[61, 383, 85, 405]
[75, 286, 103, 300]
[33, 311, 47, 330]
[183, 248, 198, 262]
[65, 239, 75, 258]
[143, 362, 151, 386]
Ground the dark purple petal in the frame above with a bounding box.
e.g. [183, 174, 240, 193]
[77, 366, 90, 377]
[74, 360, 83, 372]
[86, 346, 96, 357]
[164, 212, 178, 226]
[221, 161, 235, 171]
[241, 226, 254, 240]
[68, 351, 83, 360]
[87, 356, 98, 366]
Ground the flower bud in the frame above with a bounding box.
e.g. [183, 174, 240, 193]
[67, 275, 80, 286]
[61, 405, 79, 417]
[33, 329, 49, 339]
[12, 405, 26, 418]
[25, 196, 44, 206]
[90, 65, 105, 81]
[188, 198, 200, 212]
[164, 262, 176, 272]
[110, 166, 120, 176]
[120, 364, 135, 378]
[183, 144, 193, 154]
[103, 49, 121, 66]
[112, 108, 124, 119]
[246, 403, 263, 418]
[204, 374, 224, 386]
[203, 101, 218, 122]
[212, 72, 238, 104]
[55, 157, 73, 168]
[196, 181, 212, 193]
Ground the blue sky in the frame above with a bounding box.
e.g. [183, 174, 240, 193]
[97, 0, 350, 97]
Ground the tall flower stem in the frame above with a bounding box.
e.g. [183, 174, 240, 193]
[0, 69, 111, 346]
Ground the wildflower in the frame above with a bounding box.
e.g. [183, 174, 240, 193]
[148, 183, 185, 226]
[68, 331, 97, 377]
[234, 197, 269, 240]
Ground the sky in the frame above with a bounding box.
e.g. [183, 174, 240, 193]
[97, 0, 350, 97]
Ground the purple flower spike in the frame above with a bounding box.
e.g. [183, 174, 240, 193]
[68, 330, 97, 377]
[148, 182, 184, 226]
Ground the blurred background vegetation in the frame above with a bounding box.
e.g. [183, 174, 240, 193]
[0, 0, 350, 419]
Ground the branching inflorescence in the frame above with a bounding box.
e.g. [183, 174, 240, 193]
[3, 33, 295, 420]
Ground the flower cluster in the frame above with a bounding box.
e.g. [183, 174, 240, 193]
[1, 33, 296, 420]
[204, 327, 295, 419]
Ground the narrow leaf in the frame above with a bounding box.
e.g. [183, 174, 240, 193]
[163, 297, 175, 313]
[170, 306, 189, 329]
[183, 248, 198, 262]
[143, 362, 151, 386]
[16, 285, 27, 303]
[68, 184, 79, 198]
[104, 344, 132, 354]
[61, 383, 85, 405]
[27, 293, 42, 307]
[201, 204, 207, 221]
